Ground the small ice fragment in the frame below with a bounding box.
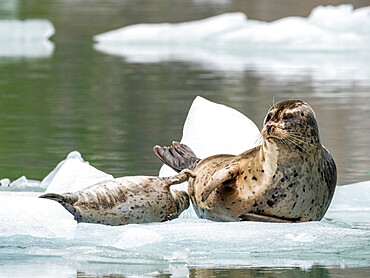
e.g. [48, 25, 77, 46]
[0, 178, 10, 187]
[9, 176, 41, 189]
[44, 151, 114, 194]
[0, 195, 76, 239]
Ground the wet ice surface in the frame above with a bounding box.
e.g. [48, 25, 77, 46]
[0, 187, 369, 277]
[0, 97, 369, 276]
[0, 19, 54, 58]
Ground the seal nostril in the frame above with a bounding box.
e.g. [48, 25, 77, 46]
[267, 125, 273, 135]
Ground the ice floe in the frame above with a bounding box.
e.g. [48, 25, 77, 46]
[0, 19, 55, 58]
[94, 5, 370, 50]
[94, 5, 370, 82]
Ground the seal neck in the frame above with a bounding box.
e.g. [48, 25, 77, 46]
[261, 138, 321, 166]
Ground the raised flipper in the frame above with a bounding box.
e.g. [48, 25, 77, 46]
[201, 163, 240, 202]
[153, 141, 201, 172]
[239, 213, 301, 223]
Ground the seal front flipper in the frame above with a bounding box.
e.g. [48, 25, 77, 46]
[164, 169, 196, 187]
[201, 163, 240, 202]
[239, 213, 301, 223]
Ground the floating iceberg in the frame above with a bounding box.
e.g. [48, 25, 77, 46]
[0, 19, 55, 58]
[94, 5, 370, 81]
[94, 5, 370, 50]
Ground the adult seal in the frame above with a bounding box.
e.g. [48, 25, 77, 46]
[153, 100, 337, 222]
[39, 169, 195, 225]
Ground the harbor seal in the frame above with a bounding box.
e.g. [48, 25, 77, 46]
[39, 169, 195, 225]
[153, 100, 337, 222]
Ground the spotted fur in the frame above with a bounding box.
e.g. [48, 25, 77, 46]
[39, 170, 194, 226]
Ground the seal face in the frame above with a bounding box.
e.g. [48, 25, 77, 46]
[39, 170, 194, 225]
[154, 100, 337, 222]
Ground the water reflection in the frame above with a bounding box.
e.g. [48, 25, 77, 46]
[76, 266, 370, 278]
[0, 19, 54, 58]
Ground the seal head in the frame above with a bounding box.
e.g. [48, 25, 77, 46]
[261, 100, 320, 154]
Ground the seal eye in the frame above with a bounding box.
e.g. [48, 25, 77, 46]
[265, 112, 273, 124]
[282, 114, 293, 120]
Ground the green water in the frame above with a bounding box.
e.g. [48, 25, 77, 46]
[1, 0, 369, 185]
[0, 1, 370, 277]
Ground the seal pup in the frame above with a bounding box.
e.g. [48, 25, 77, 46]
[153, 100, 337, 222]
[39, 169, 195, 225]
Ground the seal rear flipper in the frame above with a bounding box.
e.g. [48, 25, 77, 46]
[153, 141, 200, 172]
[39, 192, 78, 204]
[201, 163, 240, 202]
[39, 193, 80, 218]
[239, 213, 301, 223]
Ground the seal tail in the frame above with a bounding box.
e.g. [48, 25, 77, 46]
[39, 192, 79, 216]
[153, 141, 200, 172]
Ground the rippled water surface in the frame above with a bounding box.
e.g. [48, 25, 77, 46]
[0, 0, 369, 277]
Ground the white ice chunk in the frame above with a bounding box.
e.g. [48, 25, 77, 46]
[0, 195, 76, 239]
[44, 151, 113, 194]
[159, 96, 260, 218]
[0, 19, 55, 58]
[327, 180, 370, 211]
[0, 178, 10, 187]
[182, 96, 260, 158]
[160, 96, 260, 179]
